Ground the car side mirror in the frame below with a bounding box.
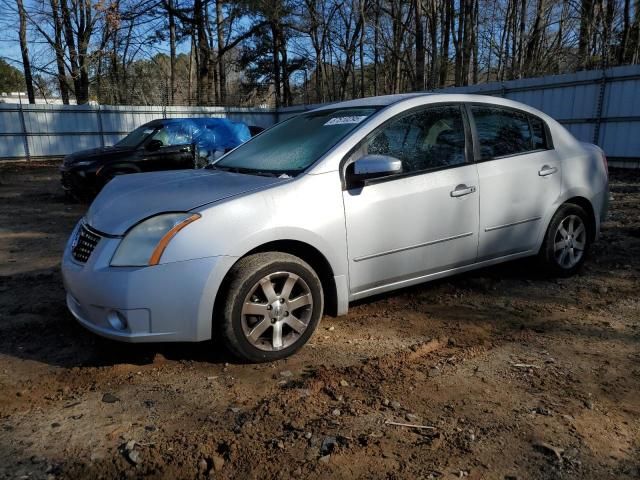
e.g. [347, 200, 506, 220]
[145, 139, 163, 152]
[346, 154, 402, 188]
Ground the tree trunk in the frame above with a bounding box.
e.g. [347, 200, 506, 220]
[526, 0, 545, 74]
[271, 21, 281, 108]
[75, 0, 92, 104]
[16, 0, 35, 103]
[472, 0, 479, 84]
[517, 0, 526, 78]
[168, 0, 177, 104]
[461, 0, 473, 85]
[391, 2, 403, 93]
[578, 0, 595, 69]
[373, 0, 380, 95]
[454, 0, 465, 86]
[427, 0, 439, 89]
[359, 0, 366, 97]
[281, 30, 291, 106]
[60, 0, 81, 101]
[602, 0, 615, 66]
[49, 0, 69, 104]
[414, 0, 425, 91]
[194, 0, 210, 104]
[439, 0, 452, 86]
[619, 0, 631, 63]
[216, 0, 227, 105]
[188, 34, 195, 104]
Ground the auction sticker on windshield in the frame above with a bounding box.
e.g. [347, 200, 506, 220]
[324, 116, 368, 126]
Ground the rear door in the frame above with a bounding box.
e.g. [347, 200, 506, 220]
[343, 104, 480, 296]
[469, 105, 561, 260]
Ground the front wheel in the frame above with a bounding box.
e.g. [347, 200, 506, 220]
[220, 252, 324, 362]
[539, 203, 590, 276]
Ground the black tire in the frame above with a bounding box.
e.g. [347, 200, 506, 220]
[539, 203, 591, 277]
[220, 252, 324, 362]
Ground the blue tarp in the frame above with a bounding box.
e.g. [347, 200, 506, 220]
[186, 118, 251, 166]
[193, 118, 251, 150]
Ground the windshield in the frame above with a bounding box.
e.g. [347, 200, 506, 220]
[115, 125, 158, 148]
[213, 108, 379, 174]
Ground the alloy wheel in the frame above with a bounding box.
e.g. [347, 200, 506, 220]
[553, 214, 587, 269]
[240, 271, 314, 351]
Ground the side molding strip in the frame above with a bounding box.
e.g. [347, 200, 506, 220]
[485, 216, 541, 232]
[353, 232, 474, 262]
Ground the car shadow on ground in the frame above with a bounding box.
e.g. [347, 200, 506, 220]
[1, 252, 637, 371]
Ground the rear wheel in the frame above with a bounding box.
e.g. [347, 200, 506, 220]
[540, 203, 590, 276]
[220, 252, 323, 362]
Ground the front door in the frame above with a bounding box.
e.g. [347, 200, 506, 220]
[142, 123, 195, 171]
[342, 104, 480, 296]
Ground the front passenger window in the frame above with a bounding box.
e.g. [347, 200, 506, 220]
[350, 105, 467, 175]
[151, 124, 192, 147]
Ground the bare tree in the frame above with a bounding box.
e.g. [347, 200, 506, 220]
[16, 0, 35, 103]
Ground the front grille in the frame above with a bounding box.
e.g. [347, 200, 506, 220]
[72, 224, 101, 263]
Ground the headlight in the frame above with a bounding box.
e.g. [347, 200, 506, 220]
[72, 160, 96, 167]
[110, 213, 201, 267]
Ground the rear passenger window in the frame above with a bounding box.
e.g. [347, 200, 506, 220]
[471, 106, 533, 159]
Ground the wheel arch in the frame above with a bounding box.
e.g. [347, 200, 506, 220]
[97, 162, 141, 179]
[213, 240, 339, 324]
[563, 196, 597, 242]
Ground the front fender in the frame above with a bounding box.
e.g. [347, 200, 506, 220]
[160, 171, 350, 317]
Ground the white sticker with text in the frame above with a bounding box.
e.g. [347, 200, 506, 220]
[324, 116, 368, 126]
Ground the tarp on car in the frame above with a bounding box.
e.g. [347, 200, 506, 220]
[188, 118, 252, 166]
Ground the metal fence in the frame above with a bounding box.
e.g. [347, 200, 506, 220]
[1, 64, 639, 166]
[0, 104, 277, 161]
[277, 64, 640, 168]
[436, 64, 640, 168]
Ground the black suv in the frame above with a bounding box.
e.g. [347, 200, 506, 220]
[60, 117, 252, 200]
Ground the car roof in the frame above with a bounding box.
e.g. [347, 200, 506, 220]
[313, 93, 432, 110]
[312, 92, 542, 112]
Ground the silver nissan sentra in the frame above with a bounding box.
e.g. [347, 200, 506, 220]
[62, 93, 609, 361]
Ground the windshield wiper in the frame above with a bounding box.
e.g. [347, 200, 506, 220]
[207, 165, 281, 177]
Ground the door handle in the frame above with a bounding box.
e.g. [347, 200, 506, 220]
[538, 165, 557, 176]
[450, 184, 476, 197]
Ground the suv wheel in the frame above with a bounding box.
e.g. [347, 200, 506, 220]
[220, 252, 323, 362]
[540, 203, 590, 276]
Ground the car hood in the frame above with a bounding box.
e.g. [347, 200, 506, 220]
[86, 169, 282, 235]
[63, 146, 135, 165]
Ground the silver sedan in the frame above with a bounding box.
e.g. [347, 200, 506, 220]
[61, 94, 609, 362]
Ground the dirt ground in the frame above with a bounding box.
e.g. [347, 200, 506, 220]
[0, 162, 638, 480]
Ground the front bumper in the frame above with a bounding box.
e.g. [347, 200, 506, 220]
[59, 166, 101, 197]
[61, 222, 237, 342]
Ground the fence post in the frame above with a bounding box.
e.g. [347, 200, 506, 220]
[162, 80, 168, 119]
[593, 70, 607, 146]
[17, 93, 31, 162]
[96, 104, 105, 148]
